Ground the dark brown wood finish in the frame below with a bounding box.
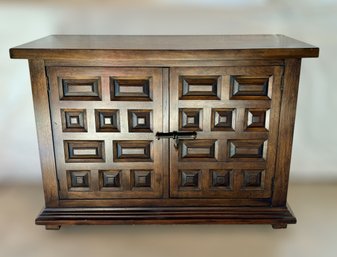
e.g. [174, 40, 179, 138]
[10, 35, 319, 230]
[10, 35, 319, 59]
[169, 66, 283, 199]
[28, 60, 59, 207]
[47, 67, 164, 200]
[36, 206, 296, 227]
[272, 59, 302, 206]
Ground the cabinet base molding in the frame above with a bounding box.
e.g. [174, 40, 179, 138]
[36, 204, 296, 230]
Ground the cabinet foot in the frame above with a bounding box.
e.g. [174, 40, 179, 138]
[272, 223, 287, 229]
[45, 225, 61, 230]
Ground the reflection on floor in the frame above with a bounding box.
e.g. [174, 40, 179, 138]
[0, 183, 336, 257]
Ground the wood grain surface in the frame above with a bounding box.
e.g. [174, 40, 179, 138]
[11, 35, 319, 229]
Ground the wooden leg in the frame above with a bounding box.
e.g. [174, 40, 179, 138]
[45, 225, 61, 230]
[272, 223, 287, 229]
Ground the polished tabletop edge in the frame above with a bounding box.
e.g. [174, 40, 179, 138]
[10, 34, 319, 59]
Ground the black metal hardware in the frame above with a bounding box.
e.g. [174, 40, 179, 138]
[156, 131, 197, 149]
[156, 131, 197, 139]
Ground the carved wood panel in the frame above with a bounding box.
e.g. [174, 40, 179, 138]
[48, 65, 283, 201]
[48, 67, 164, 199]
[59, 77, 102, 100]
[170, 66, 283, 198]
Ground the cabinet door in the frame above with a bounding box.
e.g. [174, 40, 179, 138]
[47, 67, 165, 199]
[169, 66, 283, 198]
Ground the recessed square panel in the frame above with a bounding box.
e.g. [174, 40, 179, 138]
[179, 108, 202, 131]
[110, 77, 152, 101]
[104, 117, 112, 125]
[131, 170, 152, 188]
[228, 139, 267, 161]
[242, 170, 265, 189]
[230, 75, 272, 100]
[61, 109, 87, 132]
[211, 170, 232, 188]
[219, 116, 227, 123]
[70, 117, 79, 124]
[179, 170, 200, 188]
[180, 76, 220, 100]
[187, 117, 194, 123]
[67, 170, 91, 191]
[113, 140, 152, 162]
[64, 140, 105, 163]
[95, 109, 120, 132]
[100, 170, 121, 188]
[128, 109, 152, 132]
[211, 108, 235, 131]
[245, 109, 270, 131]
[59, 77, 101, 100]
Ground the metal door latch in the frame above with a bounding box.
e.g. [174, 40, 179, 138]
[156, 131, 197, 149]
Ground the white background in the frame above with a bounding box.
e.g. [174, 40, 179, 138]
[0, 0, 336, 182]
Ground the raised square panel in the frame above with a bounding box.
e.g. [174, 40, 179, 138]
[179, 76, 220, 100]
[104, 117, 112, 124]
[242, 170, 265, 190]
[128, 109, 153, 132]
[211, 108, 235, 131]
[229, 75, 272, 100]
[179, 170, 200, 188]
[95, 109, 120, 132]
[59, 77, 101, 100]
[113, 140, 152, 162]
[61, 109, 87, 132]
[228, 139, 267, 161]
[211, 170, 232, 188]
[179, 108, 202, 131]
[131, 170, 152, 188]
[100, 170, 121, 188]
[64, 140, 105, 163]
[245, 109, 270, 131]
[180, 139, 217, 161]
[67, 170, 91, 191]
[70, 117, 79, 124]
[110, 77, 152, 101]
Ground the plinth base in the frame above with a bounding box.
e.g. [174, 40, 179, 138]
[36, 204, 296, 230]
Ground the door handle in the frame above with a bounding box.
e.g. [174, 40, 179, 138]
[156, 131, 197, 149]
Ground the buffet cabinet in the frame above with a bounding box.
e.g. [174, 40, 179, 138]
[10, 35, 319, 229]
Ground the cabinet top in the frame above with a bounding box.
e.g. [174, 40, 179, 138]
[10, 34, 319, 60]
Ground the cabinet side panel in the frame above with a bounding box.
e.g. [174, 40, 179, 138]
[29, 59, 59, 207]
[272, 59, 301, 206]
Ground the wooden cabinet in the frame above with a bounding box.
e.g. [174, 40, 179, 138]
[10, 35, 319, 230]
